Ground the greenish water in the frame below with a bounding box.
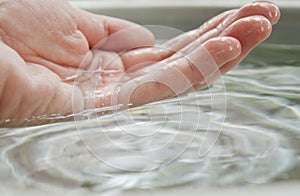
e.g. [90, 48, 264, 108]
[0, 44, 299, 194]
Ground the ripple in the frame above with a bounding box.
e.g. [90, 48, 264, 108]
[2, 90, 298, 191]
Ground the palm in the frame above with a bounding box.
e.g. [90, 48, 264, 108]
[0, 0, 280, 125]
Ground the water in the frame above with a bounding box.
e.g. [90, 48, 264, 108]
[0, 44, 300, 195]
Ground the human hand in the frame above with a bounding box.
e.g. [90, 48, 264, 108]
[0, 0, 280, 126]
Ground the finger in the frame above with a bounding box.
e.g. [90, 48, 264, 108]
[76, 9, 155, 51]
[166, 1, 280, 64]
[166, 1, 279, 54]
[227, 1, 280, 26]
[116, 36, 241, 107]
[191, 15, 273, 91]
[121, 9, 236, 69]
[163, 1, 279, 54]
[121, 1, 279, 69]
[219, 15, 272, 74]
[161, 10, 237, 52]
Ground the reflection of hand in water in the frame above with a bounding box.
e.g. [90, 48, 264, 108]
[0, 0, 280, 125]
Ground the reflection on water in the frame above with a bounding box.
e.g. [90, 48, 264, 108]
[0, 44, 300, 194]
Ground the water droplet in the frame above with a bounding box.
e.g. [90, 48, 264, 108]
[114, 85, 122, 95]
[4, 119, 11, 123]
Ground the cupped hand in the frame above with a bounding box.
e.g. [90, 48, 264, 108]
[0, 0, 280, 125]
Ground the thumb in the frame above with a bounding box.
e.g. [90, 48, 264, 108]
[75, 8, 155, 51]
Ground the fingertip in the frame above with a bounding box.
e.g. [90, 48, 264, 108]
[221, 15, 272, 50]
[140, 26, 156, 46]
[218, 15, 273, 75]
[241, 1, 281, 25]
[131, 25, 156, 47]
[203, 36, 242, 66]
[269, 2, 281, 24]
[254, 1, 281, 24]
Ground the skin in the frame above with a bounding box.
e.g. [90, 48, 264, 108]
[0, 0, 280, 126]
